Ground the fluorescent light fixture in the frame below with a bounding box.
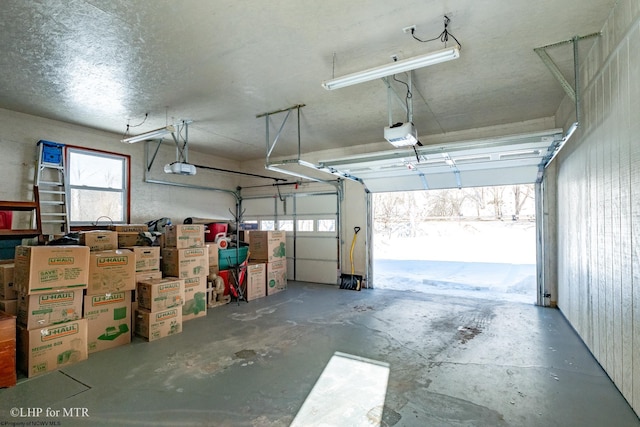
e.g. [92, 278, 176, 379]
[384, 122, 418, 147]
[121, 125, 175, 143]
[322, 46, 460, 90]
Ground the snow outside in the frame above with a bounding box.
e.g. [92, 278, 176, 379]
[373, 185, 536, 304]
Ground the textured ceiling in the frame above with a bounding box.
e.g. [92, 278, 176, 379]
[0, 0, 614, 161]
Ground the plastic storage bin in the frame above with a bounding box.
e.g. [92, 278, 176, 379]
[205, 222, 228, 242]
[218, 247, 248, 270]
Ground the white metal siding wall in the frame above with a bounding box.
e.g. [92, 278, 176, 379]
[556, 1, 640, 415]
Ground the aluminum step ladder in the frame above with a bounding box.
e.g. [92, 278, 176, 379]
[35, 140, 69, 236]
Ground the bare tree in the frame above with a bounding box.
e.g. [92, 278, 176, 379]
[513, 185, 533, 219]
[487, 186, 505, 219]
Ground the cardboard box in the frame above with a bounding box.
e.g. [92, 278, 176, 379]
[87, 249, 136, 295]
[79, 230, 118, 251]
[165, 224, 205, 249]
[125, 246, 161, 272]
[84, 291, 131, 354]
[17, 319, 88, 378]
[161, 247, 208, 280]
[0, 263, 16, 300]
[136, 270, 163, 283]
[181, 275, 207, 321]
[134, 307, 182, 342]
[248, 231, 286, 262]
[245, 263, 266, 301]
[14, 245, 89, 295]
[117, 232, 146, 248]
[0, 299, 17, 315]
[206, 243, 219, 275]
[17, 289, 83, 329]
[266, 259, 287, 296]
[137, 277, 185, 312]
[109, 224, 149, 233]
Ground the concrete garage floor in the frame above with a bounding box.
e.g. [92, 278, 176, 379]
[1, 282, 639, 427]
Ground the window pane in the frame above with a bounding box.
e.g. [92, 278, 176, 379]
[261, 220, 275, 231]
[317, 219, 336, 232]
[278, 220, 293, 231]
[70, 188, 124, 222]
[69, 152, 123, 188]
[297, 220, 314, 231]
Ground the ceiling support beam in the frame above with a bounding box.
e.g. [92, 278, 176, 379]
[258, 104, 344, 184]
[534, 33, 599, 178]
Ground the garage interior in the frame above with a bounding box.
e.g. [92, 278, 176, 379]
[1, 1, 640, 426]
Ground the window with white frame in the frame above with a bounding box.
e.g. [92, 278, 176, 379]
[67, 148, 129, 225]
[260, 220, 275, 230]
[278, 220, 294, 231]
[297, 219, 314, 231]
[317, 219, 336, 232]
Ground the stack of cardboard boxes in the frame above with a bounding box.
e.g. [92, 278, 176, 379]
[82, 230, 135, 354]
[13, 245, 90, 378]
[246, 231, 287, 300]
[161, 224, 208, 322]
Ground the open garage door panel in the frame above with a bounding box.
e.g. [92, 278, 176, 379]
[319, 130, 564, 192]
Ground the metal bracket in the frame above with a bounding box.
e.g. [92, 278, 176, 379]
[144, 120, 192, 171]
[534, 33, 599, 126]
[382, 71, 413, 126]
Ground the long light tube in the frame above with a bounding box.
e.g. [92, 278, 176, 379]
[121, 125, 175, 143]
[322, 46, 460, 90]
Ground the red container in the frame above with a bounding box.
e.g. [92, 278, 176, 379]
[205, 222, 228, 242]
[0, 211, 12, 229]
[218, 270, 231, 295]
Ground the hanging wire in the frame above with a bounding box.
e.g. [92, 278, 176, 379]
[121, 113, 148, 139]
[411, 15, 462, 49]
[392, 75, 412, 123]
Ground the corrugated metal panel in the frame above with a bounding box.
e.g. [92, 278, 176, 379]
[557, 4, 640, 415]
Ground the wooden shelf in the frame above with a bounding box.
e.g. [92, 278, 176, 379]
[0, 188, 42, 242]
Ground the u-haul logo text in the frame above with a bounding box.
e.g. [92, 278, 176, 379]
[178, 226, 201, 234]
[91, 292, 125, 306]
[39, 292, 74, 304]
[159, 283, 180, 293]
[97, 256, 128, 267]
[184, 249, 205, 257]
[41, 323, 79, 341]
[155, 309, 178, 321]
[48, 257, 74, 266]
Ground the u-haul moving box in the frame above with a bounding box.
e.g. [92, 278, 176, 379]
[266, 259, 287, 296]
[84, 291, 131, 354]
[17, 289, 83, 329]
[79, 230, 118, 251]
[161, 247, 208, 279]
[245, 263, 266, 301]
[124, 246, 161, 273]
[248, 231, 286, 262]
[134, 307, 182, 342]
[109, 224, 149, 233]
[14, 246, 89, 295]
[17, 319, 88, 378]
[165, 224, 205, 249]
[87, 249, 136, 295]
[137, 278, 185, 312]
[181, 276, 207, 321]
[0, 263, 16, 300]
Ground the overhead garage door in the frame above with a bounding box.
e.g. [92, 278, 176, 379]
[241, 192, 339, 284]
